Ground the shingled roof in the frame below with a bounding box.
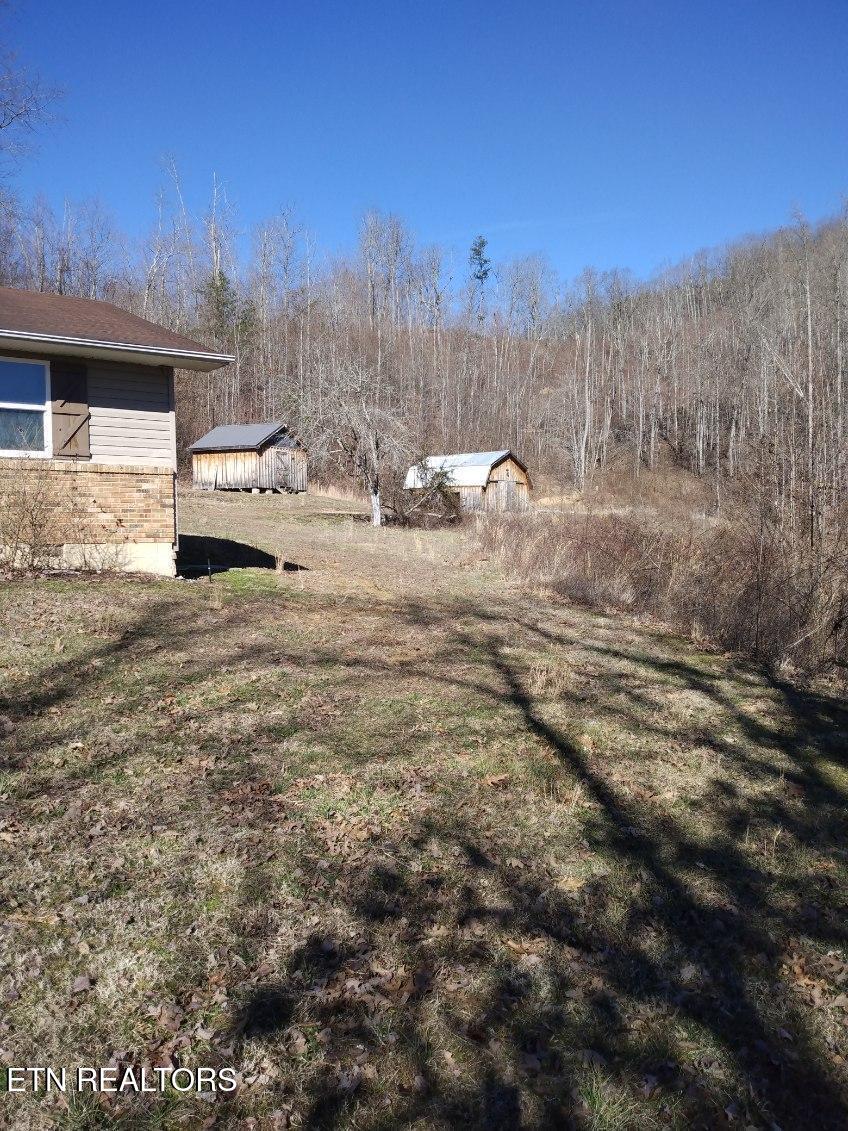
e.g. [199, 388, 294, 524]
[0, 287, 233, 372]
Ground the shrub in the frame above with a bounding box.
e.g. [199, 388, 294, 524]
[479, 498, 848, 677]
[0, 463, 66, 572]
[387, 467, 463, 528]
[0, 463, 109, 574]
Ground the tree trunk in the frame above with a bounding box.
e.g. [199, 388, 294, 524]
[370, 488, 382, 527]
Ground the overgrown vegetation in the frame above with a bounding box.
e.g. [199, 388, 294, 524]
[481, 489, 848, 677]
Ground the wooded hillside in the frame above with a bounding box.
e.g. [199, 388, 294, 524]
[1, 186, 845, 517]
[1, 182, 845, 671]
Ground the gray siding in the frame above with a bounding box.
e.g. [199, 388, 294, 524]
[88, 363, 175, 468]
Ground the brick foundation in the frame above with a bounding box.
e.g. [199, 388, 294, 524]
[0, 458, 177, 576]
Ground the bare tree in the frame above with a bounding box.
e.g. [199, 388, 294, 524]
[305, 360, 411, 526]
[0, 159, 845, 590]
[0, 5, 59, 169]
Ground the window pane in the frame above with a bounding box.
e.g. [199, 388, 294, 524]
[0, 361, 47, 405]
[0, 408, 44, 450]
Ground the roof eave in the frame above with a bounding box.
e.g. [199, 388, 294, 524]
[0, 329, 234, 372]
[189, 444, 263, 453]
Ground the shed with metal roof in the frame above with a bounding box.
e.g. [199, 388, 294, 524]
[404, 450, 531, 512]
[190, 421, 307, 493]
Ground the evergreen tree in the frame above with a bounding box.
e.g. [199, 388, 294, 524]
[468, 234, 490, 326]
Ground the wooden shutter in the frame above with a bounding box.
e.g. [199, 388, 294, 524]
[51, 362, 90, 459]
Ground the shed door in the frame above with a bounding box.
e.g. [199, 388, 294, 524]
[489, 478, 516, 511]
[502, 479, 517, 511]
[275, 448, 292, 490]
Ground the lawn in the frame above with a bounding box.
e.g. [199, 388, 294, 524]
[1, 493, 847, 1129]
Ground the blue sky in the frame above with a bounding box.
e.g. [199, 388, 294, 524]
[7, 0, 848, 281]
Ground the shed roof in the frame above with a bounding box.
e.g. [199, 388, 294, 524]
[404, 450, 520, 490]
[190, 421, 290, 453]
[0, 287, 233, 372]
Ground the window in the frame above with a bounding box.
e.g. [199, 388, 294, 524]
[0, 358, 51, 456]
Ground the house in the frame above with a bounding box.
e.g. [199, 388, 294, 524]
[190, 421, 307, 494]
[404, 450, 532, 512]
[0, 286, 232, 576]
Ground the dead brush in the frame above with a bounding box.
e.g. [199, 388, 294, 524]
[479, 497, 848, 677]
[0, 463, 65, 573]
[91, 608, 126, 637]
[527, 660, 568, 699]
[0, 461, 111, 574]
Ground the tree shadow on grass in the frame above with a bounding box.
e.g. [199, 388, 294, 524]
[2, 585, 847, 1128]
[209, 601, 847, 1128]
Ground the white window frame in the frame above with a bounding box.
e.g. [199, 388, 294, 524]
[0, 356, 52, 458]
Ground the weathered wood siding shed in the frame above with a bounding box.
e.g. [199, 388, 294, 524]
[191, 422, 307, 493]
[404, 450, 532, 513]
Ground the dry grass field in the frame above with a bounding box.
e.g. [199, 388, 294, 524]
[1, 490, 847, 1129]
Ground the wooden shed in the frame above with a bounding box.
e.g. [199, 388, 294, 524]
[404, 450, 532, 512]
[190, 421, 307, 493]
